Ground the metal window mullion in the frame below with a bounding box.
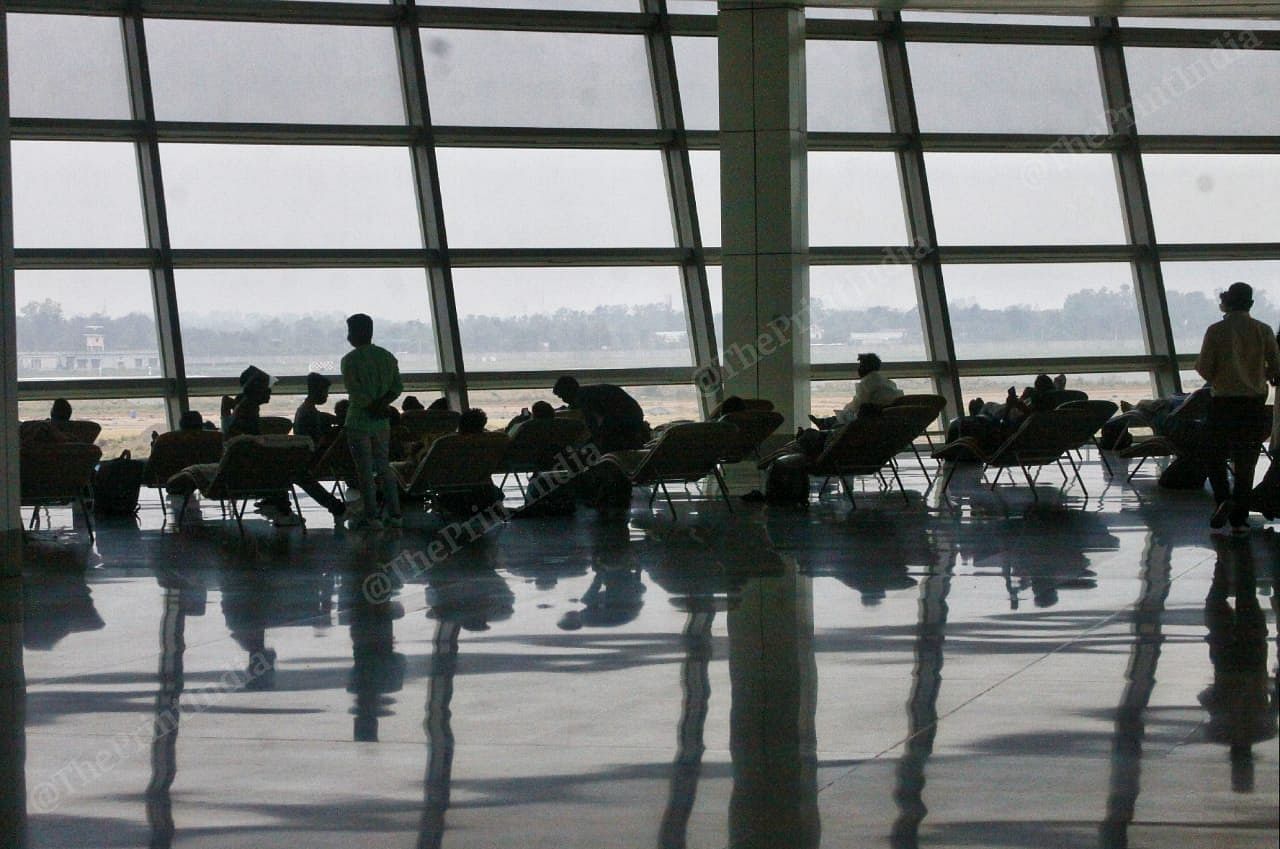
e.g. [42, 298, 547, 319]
[395, 1, 467, 410]
[1095, 17, 1180, 398]
[123, 10, 188, 426]
[877, 12, 962, 420]
[0, 13, 24, 534]
[645, 0, 717, 418]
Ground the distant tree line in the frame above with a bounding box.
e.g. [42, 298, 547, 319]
[16, 286, 1277, 357]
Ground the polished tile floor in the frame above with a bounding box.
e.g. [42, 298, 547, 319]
[3, 454, 1278, 849]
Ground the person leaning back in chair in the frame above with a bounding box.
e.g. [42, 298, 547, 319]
[552, 375, 648, 452]
[810, 352, 904, 430]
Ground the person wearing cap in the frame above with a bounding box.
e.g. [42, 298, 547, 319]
[833, 353, 903, 426]
[1195, 281, 1280, 532]
[223, 365, 274, 437]
[341, 313, 404, 529]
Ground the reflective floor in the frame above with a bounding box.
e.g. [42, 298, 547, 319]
[3, 455, 1278, 849]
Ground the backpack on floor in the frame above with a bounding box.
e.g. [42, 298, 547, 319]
[515, 472, 577, 518]
[92, 449, 147, 516]
[1157, 455, 1207, 490]
[765, 454, 810, 506]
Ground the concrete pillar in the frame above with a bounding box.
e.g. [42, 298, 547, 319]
[718, 1, 809, 432]
[1, 13, 22, 539]
[727, 559, 818, 849]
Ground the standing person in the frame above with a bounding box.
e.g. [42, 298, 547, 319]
[1195, 282, 1280, 533]
[342, 314, 404, 530]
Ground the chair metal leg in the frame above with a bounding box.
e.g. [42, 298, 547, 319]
[989, 467, 1003, 490]
[157, 487, 168, 520]
[660, 482, 677, 520]
[177, 494, 190, 526]
[1065, 451, 1088, 498]
[648, 486, 659, 508]
[290, 486, 307, 534]
[938, 462, 958, 496]
[890, 463, 909, 505]
[1093, 437, 1114, 476]
[910, 443, 933, 485]
[1126, 455, 1148, 484]
[712, 467, 735, 514]
[78, 496, 95, 542]
[839, 476, 857, 509]
[232, 500, 247, 537]
[1021, 464, 1039, 503]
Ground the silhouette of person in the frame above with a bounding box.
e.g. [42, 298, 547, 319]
[1196, 282, 1280, 531]
[552, 375, 647, 451]
[341, 313, 404, 530]
[49, 397, 72, 422]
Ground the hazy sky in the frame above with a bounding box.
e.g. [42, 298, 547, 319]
[6, 8, 1279, 327]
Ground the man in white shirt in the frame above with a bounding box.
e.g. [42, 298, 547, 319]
[1196, 282, 1280, 532]
[835, 353, 904, 425]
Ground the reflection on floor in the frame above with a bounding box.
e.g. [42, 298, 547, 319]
[3, 455, 1278, 849]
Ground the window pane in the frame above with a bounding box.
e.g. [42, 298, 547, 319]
[909, 43, 1106, 134]
[422, 29, 655, 128]
[673, 36, 717, 131]
[11, 141, 146, 248]
[15, 270, 160, 381]
[809, 152, 909, 246]
[436, 148, 674, 248]
[145, 20, 404, 124]
[1120, 17, 1280, 30]
[945, 263, 1144, 359]
[455, 267, 691, 370]
[807, 40, 891, 132]
[18, 398, 168, 456]
[806, 7, 875, 18]
[160, 144, 422, 248]
[689, 150, 720, 246]
[175, 269, 439, 378]
[1161, 261, 1280, 355]
[1144, 154, 1280, 244]
[421, 0, 640, 9]
[1126, 47, 1280, 135]
[810, 265, 927, 363]
[902, 12, 1089, 24]
[960, 372, 1154, 408]
[6, 14, 130, 119]
[926, 153, 1126, 245]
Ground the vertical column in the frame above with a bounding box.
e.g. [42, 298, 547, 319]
[645, 0, 720, 418]
[0, 12, 23, 538]
[1096, 18, 1180, 398]
[123, 11, 189, 426]
[878, 12, 963, 420]
[727, 560, 818, 849]
[718, 0, 809, 430]
[395, 0, 468, 411]
[0, 573, 26, 849]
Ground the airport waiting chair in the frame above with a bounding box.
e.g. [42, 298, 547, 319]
[1056, 399, 1119, 476]
[20, 442, 103, 541]
[800, 405, 932, 508]
[20, 419, 102, 445]
[501, 417, 590, 495]
[716, 409, 785, 465]
[143, 430, 225, 519]
[401, 409, 462, 446]
[393, 431, 511, 505]
[935, 406, 1102, 502]
[602, 421, 739, 519]
[887, 394, 948, 483]
[258, 416, 294, 436]
[170, 435, 315, 536]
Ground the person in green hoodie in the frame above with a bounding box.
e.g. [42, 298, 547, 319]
[341, 314, 404, 530]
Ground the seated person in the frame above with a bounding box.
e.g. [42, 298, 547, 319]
[507, 400, 556, 434]
[458, 407, 488, 435]
[294, 373, 339, 444]
[553, 375, 648, 452]
[810, 353, 903, 429]
[49, 398, 73, 424]
[999, 374, 1058, 424]
[223, 365, 274, 438]
[151, 409, 210, 445]
[1100, 386, 1211, 451]
[333, 399, 350, 426]
[427, 397, 450, 412]
[401, 395, 425, 413]
[434, 408, 505, 517]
